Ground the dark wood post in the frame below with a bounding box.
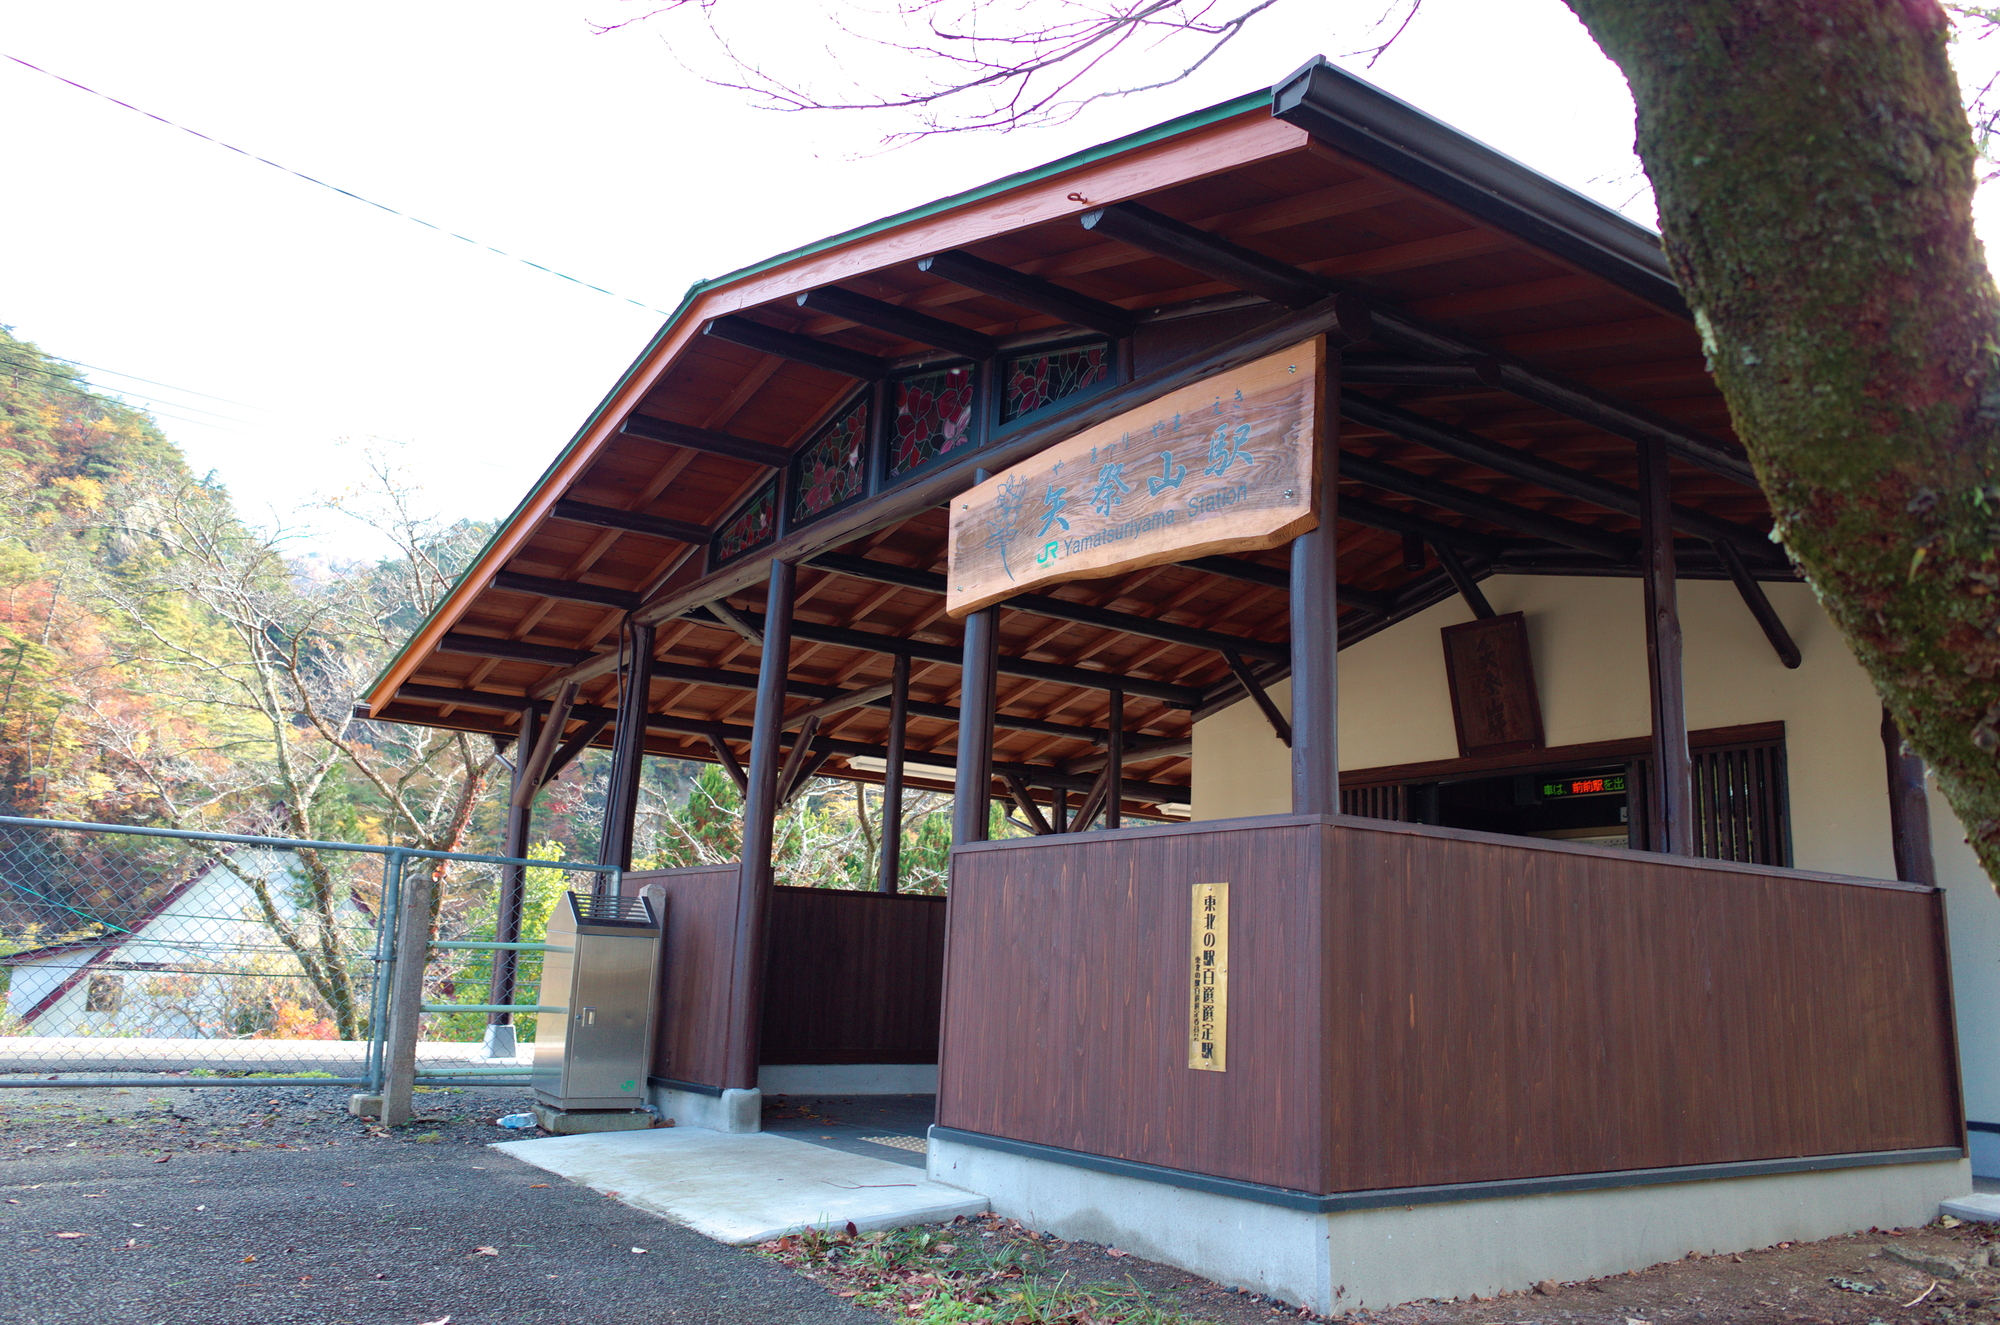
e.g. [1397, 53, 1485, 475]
[876, 654, 910, 893]
[597, 621, 656, 874]
[1638, 436, 1694, 854]
[1291, 351, 1341, 816]
[724, 558, 795, 1090]
[486, 710, 539, 1024]
[1105, 685, 1124, 830]
[953, 473, 999, 846]
[1882, 708, 1937, 885]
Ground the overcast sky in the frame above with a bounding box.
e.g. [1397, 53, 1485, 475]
[6, 2, 1997, 561]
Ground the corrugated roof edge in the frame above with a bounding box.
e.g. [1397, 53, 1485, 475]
[1271, 56, 1684, 315]
[358, 86, 1273, 714]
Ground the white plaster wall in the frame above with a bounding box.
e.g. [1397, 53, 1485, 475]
[1191, 575, 1896, 878]
[1938, 787, 2000, 1160]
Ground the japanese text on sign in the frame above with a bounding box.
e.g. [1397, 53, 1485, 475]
[946, 339, 1323, 617]
[1189, 881, 1229, 1072]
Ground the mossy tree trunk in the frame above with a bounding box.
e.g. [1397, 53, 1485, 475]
[1564, 0, 2000, 883]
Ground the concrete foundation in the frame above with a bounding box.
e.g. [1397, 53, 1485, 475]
[479, 1023, 518, 1059]
[494, 1127, 986, 1244]
[650, 1083, 760, 1133]
[928, 1134, 1969, 1313]
[531, 1104, 653, 1136]
[759, 1063, 938, 1095]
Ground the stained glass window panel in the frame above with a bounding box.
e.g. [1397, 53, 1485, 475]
[712, 475, 779, 565]
[1001, 340, 1112, 423]
[790, 397, 869, 524]
[889, 364, 977, 476]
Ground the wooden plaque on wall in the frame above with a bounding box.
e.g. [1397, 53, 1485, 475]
[1440, 612, 1545, 757]
[945, 338, 1323, 617]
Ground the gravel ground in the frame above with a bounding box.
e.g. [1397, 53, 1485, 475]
[0, 1082, 874, 1325]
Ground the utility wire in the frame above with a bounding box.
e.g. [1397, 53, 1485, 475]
[0, 362, 259, 437]
[9, 349, 276, 413]
[0, 355, 260, 429]
[2, 51, 674, 317]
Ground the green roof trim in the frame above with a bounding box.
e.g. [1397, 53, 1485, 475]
[363, 87, 1272, 707]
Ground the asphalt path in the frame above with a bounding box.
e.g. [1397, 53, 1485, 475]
[0, 1087, 874, 1325]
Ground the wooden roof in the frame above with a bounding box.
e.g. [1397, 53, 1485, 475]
[361, 60, 1787, 819]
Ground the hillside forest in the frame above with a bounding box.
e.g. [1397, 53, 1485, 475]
[0, 323, 983, 1039]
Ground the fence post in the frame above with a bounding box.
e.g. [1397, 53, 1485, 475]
[380, 848, 434, 1127]
[362, 850, 404, 1097]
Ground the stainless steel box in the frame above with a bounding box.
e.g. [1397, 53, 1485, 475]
[531, 892, 660, 1110]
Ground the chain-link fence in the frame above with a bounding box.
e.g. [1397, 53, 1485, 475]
[0, 817, 614, 1091]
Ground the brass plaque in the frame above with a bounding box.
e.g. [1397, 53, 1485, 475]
[1189, 881, 1229, 1071]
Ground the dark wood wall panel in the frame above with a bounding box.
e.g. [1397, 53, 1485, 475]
[939, 821, 1331, 1192]
[938, 817, 1960, 1198]
[1321, 821, 1958, 1190]
[624, 865, 741, 1089]
[762, 887, 947, 1065]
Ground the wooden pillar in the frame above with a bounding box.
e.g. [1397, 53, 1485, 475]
[1104, 685, 1124, 830]
[597, 620, 656, 874]
[724, 558, 794, 1090]
[486, 710, 539, 1023]
[1638, 436, 1694, 854]
[1291, 352, 1341, 815]
[1882, 708, 1937, 885]
[953, 474, 999, 846]
[1051, 786, 1069, 833]
[876, 654, 910, 893]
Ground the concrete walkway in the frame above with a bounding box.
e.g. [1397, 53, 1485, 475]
[494, 1127, 987, 1244]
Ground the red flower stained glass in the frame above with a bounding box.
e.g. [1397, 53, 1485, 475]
[1001, 340, 1111, 423]
[712, 476, 778, 565]
[889, 365, 976, 476]
[790, 396, 869, 524]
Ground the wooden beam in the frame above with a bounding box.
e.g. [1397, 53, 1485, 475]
[1639, 436, 1694, 854]
[917, 249, 1136, 338]
[1001, 772, 1052, 836]
[1062, 735, 1194, 776]
[781, 745, 833, 806]
[617, 414, 791, 468]
[491, 570, 642, 612]
[1292, 354, 1341, 816]
[1340, 452, 1637, 562]
[1432, 541, 1496, 620]
[512, 682, 576, 807]
[549, 498, 709, 546]
[439, 633, 595, 668]
[953, 500, 1000, 846]
[706, 732, 748, 795]
[1335, 495, 1511, 562]
[700, 600, 765, 647]
[1713, 539, 1802, 668]
[489, 705, 540, 1025]
[805, 552, 1290, 664]
[1339, 392, 1779, 563]
[1104, 686, 1124, 830]
[719, 605, 1204, 707]
[876, 654, 909, 893]
[703, 315, 887, 381]
[726, 558, 794, 1089]
[1882, 709, 1936, 885]
[782, 681, 896, 731]
[1340, 356, 1491, 387]
[775, 714, 822, 806]
[543, 715, 610, 784]
[598, 622, 655, 871]
[1081, 201, 1328, 309]
[796, 286, 996, 360]
[1223, 649, 1292, 747]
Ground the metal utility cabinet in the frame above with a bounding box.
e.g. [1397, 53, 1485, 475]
[532, 892, 660, 1111]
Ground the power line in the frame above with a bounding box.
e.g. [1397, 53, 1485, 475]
[15, 349, 276, 414]
[0, 359, 259, 437]
[0, 356, 262, 434]
[0, 355, 260, 429]
[2, 51, 675, 318]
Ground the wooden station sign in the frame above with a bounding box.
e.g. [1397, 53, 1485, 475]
[945, 338, 1324, 617]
